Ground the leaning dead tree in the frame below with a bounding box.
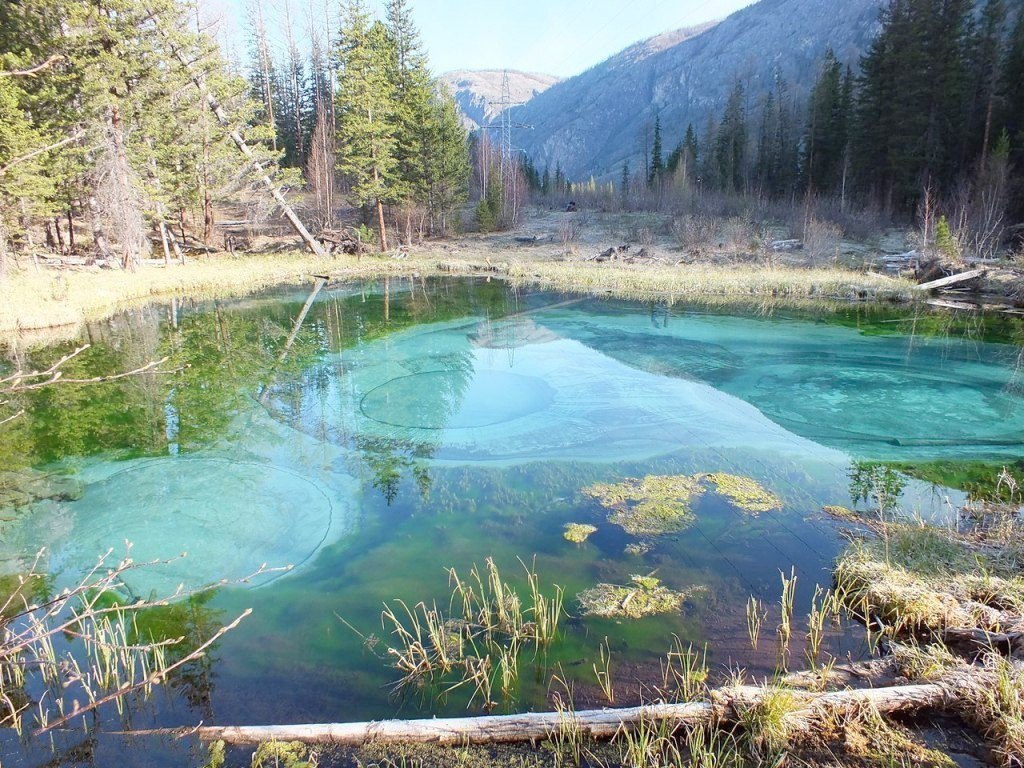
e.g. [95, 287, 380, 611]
[153, 15, 329, 259]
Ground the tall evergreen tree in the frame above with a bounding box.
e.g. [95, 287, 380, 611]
[714, 80, 747, 193]
[802, 49, 848, 193]
[335, 0, 400, 250]
[648, 113, 664, 187]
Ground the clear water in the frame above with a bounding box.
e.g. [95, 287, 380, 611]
[1, 278, 1022, 765]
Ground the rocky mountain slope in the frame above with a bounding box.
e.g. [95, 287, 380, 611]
[508, 0, 887, 180]
[440, 70, 560, 131]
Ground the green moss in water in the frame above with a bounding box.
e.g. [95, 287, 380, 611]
[576, 575, 705, 619]
[584, 472, 781, 536]
[562, 522, 598, 543]
[703, 472, 782, 514]
[583, 475, 701, 535]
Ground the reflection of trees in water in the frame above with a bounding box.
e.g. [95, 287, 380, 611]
[130, 591, 225, 717]
[355, 435, 436, 506]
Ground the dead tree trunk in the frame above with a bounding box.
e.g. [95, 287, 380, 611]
[156, 19, 329, 259]
[188, 682, 956, 747]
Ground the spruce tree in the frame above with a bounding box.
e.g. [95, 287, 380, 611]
[648, 113, 664, 188]
[335, 0, 400, 251]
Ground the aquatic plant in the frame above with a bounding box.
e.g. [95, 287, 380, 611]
[562, 523, 598, 544]
[376, 558, 564, 709]
[704, 473, 782, 514]
[576, 575, 704, 619]
[776, 568, 797, 672]
[583, 475, 701, 536]
[624, 542, 652, 556]
[584, 472, 782, 537]
[745, 596, 765, 651]
[593, 638, 614, 703]
[660, 636, 708, 703]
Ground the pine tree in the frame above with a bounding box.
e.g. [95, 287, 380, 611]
[648, 113, 664, 188]
[335, 0, 400, 251]
[802, 48, 846, 193]
[968, 0, 1007, 161]
[620, 160, 630, 198]
[714, 80, 747, 193]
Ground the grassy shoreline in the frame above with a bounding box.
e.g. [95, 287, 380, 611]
[0, 249, 915, 344]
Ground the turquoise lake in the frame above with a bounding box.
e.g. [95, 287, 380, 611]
[0, 278, 1022, 766]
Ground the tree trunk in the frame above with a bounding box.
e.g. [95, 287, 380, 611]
[190, 682, 958, 747]
[87, 194, 112, 259]
[375, 196, 388, 252]
[160, 27, 328, 259]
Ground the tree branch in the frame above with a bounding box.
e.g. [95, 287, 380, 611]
[0, 55, 63, 78]
[0, 130, 85, 178]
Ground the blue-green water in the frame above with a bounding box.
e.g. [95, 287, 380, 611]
[1, 278, 1022, 765]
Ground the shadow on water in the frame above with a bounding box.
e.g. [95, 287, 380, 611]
[0, 278, 1022, 766]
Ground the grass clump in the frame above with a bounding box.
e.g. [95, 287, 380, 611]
[704, 473, 782, 514]
[373, 558, 564, 710]
[584, 472, 782, 537]
[735, 686, 798, 760]
[576, 575, 704, 619]
[834, 521, 1024, 633]
[970, 654, 1024, 768]
[562, 523, 597, 544]
[584, 475, 701, 536]
[252, 741, 315, 768]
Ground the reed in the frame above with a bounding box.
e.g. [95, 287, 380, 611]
[377, 559, 564, 709]
[659, 637, 708, 703]
[593, 638, 614, 704]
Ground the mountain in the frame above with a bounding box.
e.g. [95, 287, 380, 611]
[440, 70, 560, 131]
[509, 0, 887, 180]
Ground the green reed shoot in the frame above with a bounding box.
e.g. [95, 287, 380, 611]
[746, 596, 765, 651]
[660, 636, 708, 703]
[593, 638, 614, 703]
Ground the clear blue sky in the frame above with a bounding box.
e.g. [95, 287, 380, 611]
[208, 0, 755, 78]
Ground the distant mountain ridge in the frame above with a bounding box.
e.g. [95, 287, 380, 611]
[440, 70, 560, 131]
[507, 0, 887, 180]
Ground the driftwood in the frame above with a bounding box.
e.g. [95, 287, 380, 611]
[316, 228, 367, 256]
[916, 268, 987, 291]
[188, 682, 957, 747]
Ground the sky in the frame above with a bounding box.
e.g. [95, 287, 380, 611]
[210, 0, 756, 79]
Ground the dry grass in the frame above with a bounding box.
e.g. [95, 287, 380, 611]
[1, 243, 915, 346]
[0, 251, 474, 341]
[506, 260, 913, 303]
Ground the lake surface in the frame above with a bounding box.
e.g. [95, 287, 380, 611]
[1, 278, 1022, 766]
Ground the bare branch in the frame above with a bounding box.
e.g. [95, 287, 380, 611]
[34, 609, 253, 735]
[0, 55, 64, 78]
[0, 130, 84, 178]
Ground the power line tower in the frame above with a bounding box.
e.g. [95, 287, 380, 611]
[497, 71, 521, 225]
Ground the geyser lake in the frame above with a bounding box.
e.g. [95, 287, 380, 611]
[2, 277, 1023, 765]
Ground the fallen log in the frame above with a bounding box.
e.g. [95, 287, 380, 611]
[189, 683, 950, 746]
[915, 269, 987, 291]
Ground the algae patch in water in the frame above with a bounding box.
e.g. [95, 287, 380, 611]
[584, 472, 781, 536]
[563, 523, 598, 543]
[704, 473, 782, 514]
[576, 575, 704, 619]
[583, 475, 702, 536]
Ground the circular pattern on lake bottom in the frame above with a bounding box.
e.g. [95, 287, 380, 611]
[360, 370, 556, 430]
[37, 457, 333, 596]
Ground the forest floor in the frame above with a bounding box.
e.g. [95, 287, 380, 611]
[7, 204, 1023, 344]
